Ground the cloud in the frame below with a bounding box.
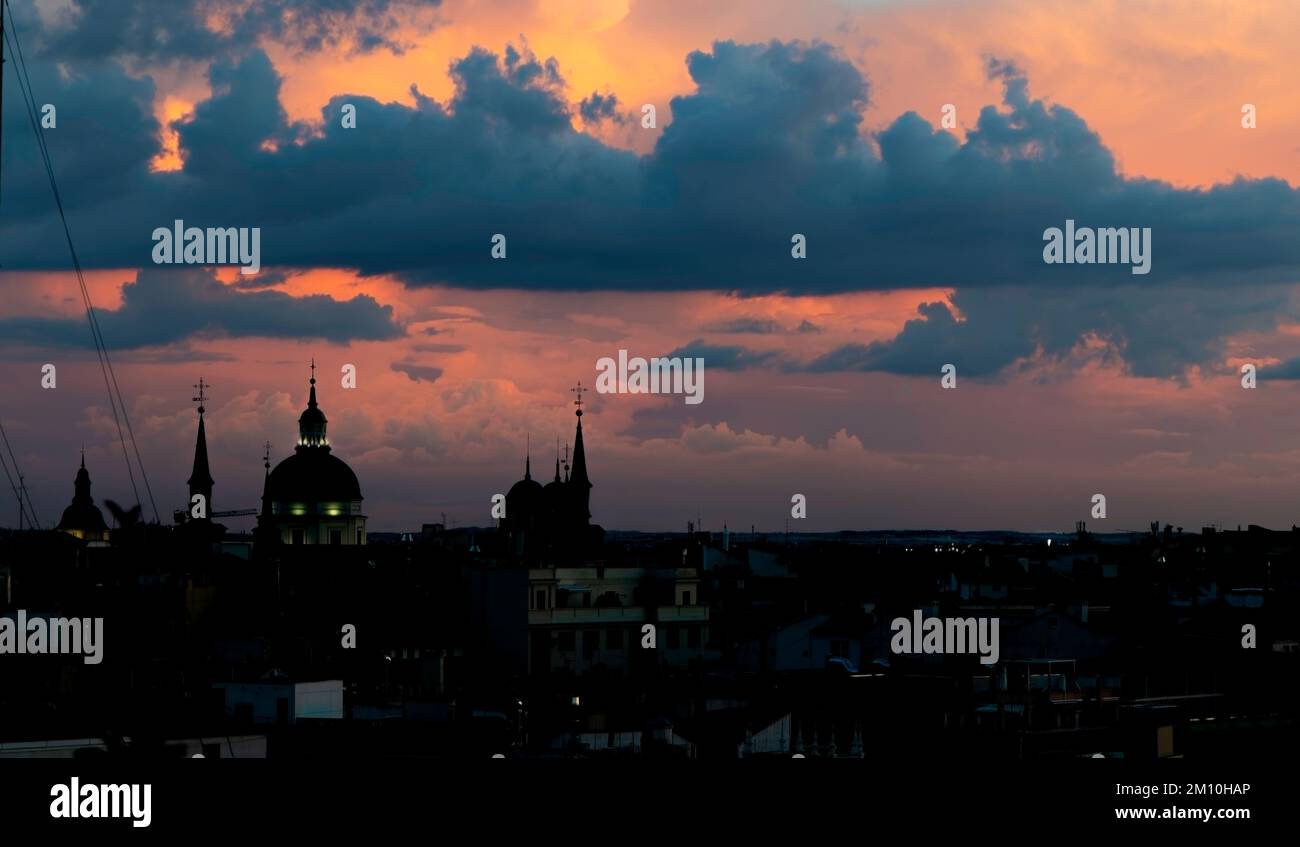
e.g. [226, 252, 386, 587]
[703, 317, 781, 334]
[34, 0, 440, 62]
[667, 339, 779, 370]
[0, 267, 403, 349]
[8, 38, 1298, 292]
[579, 91, 626, 125]
[4, 35, 1300, 376]
[391, 361, 444, 383]
[803, 284, 1299, 379]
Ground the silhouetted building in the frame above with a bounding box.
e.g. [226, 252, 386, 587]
[187, 377, 215, 518]
[501, 382, 602, 559]
[54, 453, 109, 543]
[259, 362, 366, 546]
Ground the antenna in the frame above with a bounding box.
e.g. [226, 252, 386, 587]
[1, 0, 6, 206]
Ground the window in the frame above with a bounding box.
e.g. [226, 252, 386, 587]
[558, 631, 575, 651]
[830, 639, 849, 658]
[686, 626, 700, 648]
[329, 529, 342, 545]
[584, 630, 599, 658]
[681, 591, 692, 606]
[356, 529, 364, 545]
[606, 629, 624, 650]
[535, 590, 547, 610]
[667, 627, 679, 649]
[291, 528, 304, 545]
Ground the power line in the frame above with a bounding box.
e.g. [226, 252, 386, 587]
[1, 0, 159, 522]
[0, 418, 39, 528]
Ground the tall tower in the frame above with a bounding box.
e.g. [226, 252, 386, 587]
[187, 377, 215, 517]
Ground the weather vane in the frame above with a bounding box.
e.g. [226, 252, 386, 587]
[192, 377, 209, 414]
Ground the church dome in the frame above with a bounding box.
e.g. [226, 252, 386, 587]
[266, 447, 362, 503]
[56, 460, 108, 534]
[265, 364, 362, 504]
[505, 454, 545, 532]
[509, 475, 544, 502]
[58, 500, 108, 534]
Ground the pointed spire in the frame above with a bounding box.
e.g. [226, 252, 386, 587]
[570, 382, 590, 488]
[80, 447, 85, 469]
[525, 433, 531, 480]
[554, 437, 561, 483]
[259, 441, 273, 519]
[308, 358, 318, 408]
[568, 381, 591, 526]
[188, 378, 214, 510]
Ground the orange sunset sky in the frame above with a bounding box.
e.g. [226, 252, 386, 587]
[1, 0, 1299, 533]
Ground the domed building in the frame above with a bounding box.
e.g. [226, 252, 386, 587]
[504, 452, 545, 557]
[501, 382, 599, 559]
[56, 454, 109, 543]
[259, 364, 366, 546]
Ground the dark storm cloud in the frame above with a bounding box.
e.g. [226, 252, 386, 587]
[802, 284, 1297, 379]
[33, 0, 439, 61]
[666, 340, 779, 371]
[702, 318, 781, 334]
[1258, 359, 1300, 380]
[0, 267, 402, 349]
[3, 33, 1299, 376]
[7, 37, 1298, 291]
[391, 362, 444, 383]
[578, 91, 625, 124]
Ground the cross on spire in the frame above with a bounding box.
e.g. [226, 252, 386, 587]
[263, 441, 272, 471]
[572, 381, 587, 417]
[192, 377, 209, 415]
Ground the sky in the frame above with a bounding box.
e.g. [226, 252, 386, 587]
[2, 0, 1299, 533]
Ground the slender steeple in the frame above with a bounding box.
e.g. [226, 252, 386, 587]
[554, 438, 561, 483]
[525, 433, 531, 480]
[259, 441, 272, 519]
[187, 377, 214, 513]
[569, 381, 591, 522]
